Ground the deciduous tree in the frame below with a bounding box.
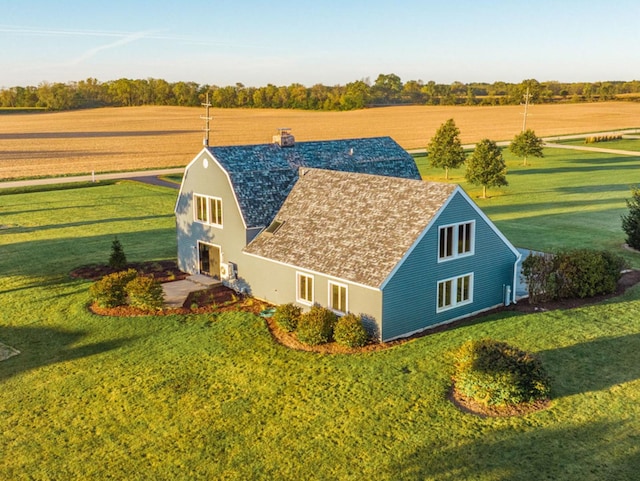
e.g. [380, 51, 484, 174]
[426, 119, 466, 179]
[510, 129, 544, 166]
[465, 139, 508, 198]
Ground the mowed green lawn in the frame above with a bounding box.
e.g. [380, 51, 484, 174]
[1, 149, 640, 480]
[416, 146, 640, 267]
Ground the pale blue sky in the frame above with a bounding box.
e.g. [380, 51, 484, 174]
[1, 0, 639, 88]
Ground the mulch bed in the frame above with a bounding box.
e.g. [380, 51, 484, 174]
[73, 261, 270, 316]
[70, 260, 188, 283]
[448, 386, 551, 418]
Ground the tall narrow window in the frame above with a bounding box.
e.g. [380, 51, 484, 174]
[297, 273, 314, 305]
[329, 281, 348, 313]
[438, 279, 452, 310]
[439, 221, 474, 261]
[458, 223, 472, 255]
[210, 197, 223, 226]
[195, 195, 208, 223]
[439, 226, 453, 259]
[437, 274, 473, 312]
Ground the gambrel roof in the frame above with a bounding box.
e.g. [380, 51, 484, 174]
[243, 168, 458, 288]
[206, 136, 420, 228]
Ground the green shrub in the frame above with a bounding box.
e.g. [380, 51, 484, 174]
[522, 249, 625, 302]
[334, 313, 369, 348]
[622, 187, 640, 250]
[453, 339, 551, 407]
[126, 275, 164, 310]
[297, 305, 337, 346]
[89, 269, 137, 308]
[273, 303, 302, 332]
[555, 249, 623, 298]
[108, 237, 127, 270]
[522, 253, 557, 303]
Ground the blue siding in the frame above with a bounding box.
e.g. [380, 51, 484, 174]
[381, 192, 517, 341]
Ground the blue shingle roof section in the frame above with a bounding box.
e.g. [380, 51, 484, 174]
[208, 136, 420, 228]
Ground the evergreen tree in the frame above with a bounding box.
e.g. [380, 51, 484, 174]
[622, 187, 640, 250]
[510, 129, 544, 166]
[426, 119, 466, 179]
[109, 237, 127, 269]
[465, 139, 508, 198]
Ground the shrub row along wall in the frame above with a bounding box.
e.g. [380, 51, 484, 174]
[522, 249, 625, 304]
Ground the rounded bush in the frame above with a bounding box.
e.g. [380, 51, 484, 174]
[296, 305, 337, 346]
[334, 313, 368, 348]
[126, 275, 164, 310]
[89, 269, 137, 308]
[273, 303, 302, 332]
[452, 339, 551, 407]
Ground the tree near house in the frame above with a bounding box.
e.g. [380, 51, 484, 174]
[465, 139, 508, 198]
[426, 119, 466, 180]
[510, 129, 544, 166]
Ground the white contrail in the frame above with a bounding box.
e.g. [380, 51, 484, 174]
[69, 30, 151, 65]
[0, 25, 263, 48]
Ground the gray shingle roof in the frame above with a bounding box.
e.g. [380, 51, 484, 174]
[208, 136, 420, 228]
[243, 168, 458, 288]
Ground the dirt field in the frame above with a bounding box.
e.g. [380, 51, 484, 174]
[1, 103, 639, 180]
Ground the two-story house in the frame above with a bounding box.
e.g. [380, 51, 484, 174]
[175, 132, 520, 341]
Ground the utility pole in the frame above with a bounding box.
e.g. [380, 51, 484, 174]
[201, 93, 212, 147]
[521, 86, 532, 132]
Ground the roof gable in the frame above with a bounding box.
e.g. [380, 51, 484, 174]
[243, 168, 457, 288]
[207, 136, 420, 228]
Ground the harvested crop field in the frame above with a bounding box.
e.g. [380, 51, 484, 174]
[1, 103, 639, 180]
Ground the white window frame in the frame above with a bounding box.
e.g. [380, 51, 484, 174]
[328, 281, 348, 314]
[193, 194, 223, 227]
[437, 273, 473, 313]
[438, 220, 475, 262]
[296, 272, 314, 306]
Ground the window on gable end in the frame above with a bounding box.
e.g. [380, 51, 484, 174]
[437, 273, 473, 312]
[195, 195, 208, 223]
[193, 194, 223, 227]
[438, 221, 474, 261]
[210, 197, 223, 226]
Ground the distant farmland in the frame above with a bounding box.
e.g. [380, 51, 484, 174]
[1, 102, 639, 180]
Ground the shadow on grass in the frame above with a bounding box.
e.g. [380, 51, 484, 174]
[382, 420, 640, 480]
[0, 214, 175, 235]
[0, 228, 177, 279]
[481, 198, 622, 217]
[509, 156, 640, 176]
[554, 183, 632, 195]
[539, 333, 640, 398]
[0, 325, 136, 382]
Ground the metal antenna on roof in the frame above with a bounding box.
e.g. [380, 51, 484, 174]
[201, 93, 212, 147]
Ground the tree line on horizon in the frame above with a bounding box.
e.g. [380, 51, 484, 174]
[2, 74, 640, 111]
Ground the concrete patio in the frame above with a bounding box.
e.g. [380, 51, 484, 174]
[162, 274, 220, 308]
